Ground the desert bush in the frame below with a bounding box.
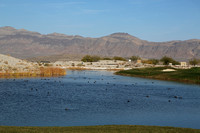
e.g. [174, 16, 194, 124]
[44, 63, 53, 66]
[4, 61, 8, 64]
[130, 56, 140, 62]
[81, 55, 100, 62]
[77, 63, 84, 66]
[113, 56, 127, 61]
[101, 57, 112, 60]
[189, 58, 200, 66]
[17, 63, 25, 65]
[143, 59, 160, 65]
[160, 56, 180, 65]
[12, 68, 18, 71]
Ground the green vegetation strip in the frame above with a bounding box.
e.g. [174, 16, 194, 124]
[0, 125, 200, 133]
[116, 67, 200, 84]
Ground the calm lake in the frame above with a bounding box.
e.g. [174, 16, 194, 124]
[0, 70, 200, 129]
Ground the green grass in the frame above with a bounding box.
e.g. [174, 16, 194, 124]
[116, 67, 200, 84]
[0, 125, 200, 133]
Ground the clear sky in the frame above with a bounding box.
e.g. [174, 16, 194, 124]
[0, 0, 200, 42]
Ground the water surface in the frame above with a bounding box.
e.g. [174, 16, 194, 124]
[0, 70, 200, 129]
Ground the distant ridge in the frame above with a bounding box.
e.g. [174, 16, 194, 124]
[0, 26, 200, 61]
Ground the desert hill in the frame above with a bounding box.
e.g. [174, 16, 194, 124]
[0, 26, 200, 61]
[0, 54, 38, 73]
[0, 54, 66, 77]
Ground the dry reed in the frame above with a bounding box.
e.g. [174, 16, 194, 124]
[0, 67, 66, 78]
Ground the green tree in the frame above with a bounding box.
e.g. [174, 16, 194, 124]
[113, 56, 127, 61]
[81, 55, 92, 62]
[149, 59, 159, 65]
[101, 57, 112, 60]
[130, 56, 140, 62]
[189, 58, 199, 66]
[160, 56, 180, 65]
[44, 63, 52, 66]
[81, 55, 100, 62]
[92, 56, 101, 62]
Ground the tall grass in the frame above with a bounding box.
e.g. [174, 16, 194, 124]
[0, 67, 66, 78]
[39, 67, 66, 76]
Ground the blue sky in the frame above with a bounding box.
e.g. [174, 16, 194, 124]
[0, 0, 200, 42]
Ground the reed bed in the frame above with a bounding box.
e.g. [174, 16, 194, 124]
[0, 67, 66, 78]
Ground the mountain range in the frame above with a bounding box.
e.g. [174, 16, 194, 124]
[0, 26, 200, 61]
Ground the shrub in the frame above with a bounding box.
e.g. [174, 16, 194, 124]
[189, 58, 200, 66]
[160, 56, 180, 65]
[44, 63, 53, 67]
[149, 59, 159, 65]
[4, 61, 8, 64]
[113, 56, 127, 61]
[77, 63, 84, 66]
[12, 68, 18, 71]
[81, 55, 100, 62]
[142, 60, 153, 64]
[130, 56, 140, 62]
[101, 57, 112, 60]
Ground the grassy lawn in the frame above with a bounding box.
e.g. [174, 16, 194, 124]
[0, 125, 200, 133]
[116, 67, 200, 84]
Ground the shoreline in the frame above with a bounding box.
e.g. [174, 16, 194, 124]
[66, 67, 125, 71]
[1, 66, 200, 86]
[0, 125, 199, 133]
[115, 67, 200, 85]
[0, 67, 66, 78]
[115, 72, 200, 85]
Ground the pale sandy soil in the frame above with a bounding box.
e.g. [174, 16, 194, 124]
[0, 54, 38, 73]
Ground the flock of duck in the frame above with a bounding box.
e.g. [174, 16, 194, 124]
[3, 72, 184, 111]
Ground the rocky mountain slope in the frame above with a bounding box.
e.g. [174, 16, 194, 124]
[0, 26, 200, 61]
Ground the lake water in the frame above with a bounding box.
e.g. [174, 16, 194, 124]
[0, 70, 200, 129]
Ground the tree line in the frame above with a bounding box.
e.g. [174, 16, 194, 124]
[81, 55, 200, 65]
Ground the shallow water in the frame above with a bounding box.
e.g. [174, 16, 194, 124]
[0, 70, 200, 129]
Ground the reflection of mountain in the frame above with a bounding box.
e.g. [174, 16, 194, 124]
[0, 26, 200, 61]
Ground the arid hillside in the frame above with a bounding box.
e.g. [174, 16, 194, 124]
[0, 54, 38, 73]
[0, 26, 200, 61]
[0, 54, 66, 77]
